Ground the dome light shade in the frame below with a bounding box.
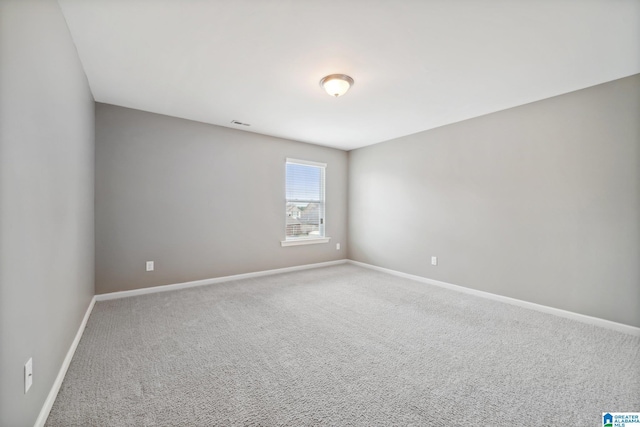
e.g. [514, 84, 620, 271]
[320, 74, 354, 97]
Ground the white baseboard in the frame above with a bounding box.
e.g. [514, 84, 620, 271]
[34, 296, 96, 427]
[95, 259, 349, 301]
[348, 260, 640, 337]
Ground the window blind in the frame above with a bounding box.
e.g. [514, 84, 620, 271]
[285, 158, 326, 240]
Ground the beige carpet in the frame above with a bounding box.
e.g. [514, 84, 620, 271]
[46, 264, 640, 426]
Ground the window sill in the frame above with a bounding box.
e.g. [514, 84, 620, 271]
[280, 237, 331, 247]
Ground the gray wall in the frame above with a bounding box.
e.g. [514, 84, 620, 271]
[348, 74, 640, 327]
[0, 1, 95, 425]
[95, 104, 347, 294]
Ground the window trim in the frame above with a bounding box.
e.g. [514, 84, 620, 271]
[280, 237, 331, 247]
[283, 158, 329, 246]
[285, 158, 327, 168]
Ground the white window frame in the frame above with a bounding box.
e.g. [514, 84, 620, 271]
[281, 158, 330, 247]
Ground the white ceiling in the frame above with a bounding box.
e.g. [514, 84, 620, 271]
[58, 0, 639, 151]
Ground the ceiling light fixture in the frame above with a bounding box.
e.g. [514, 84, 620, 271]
[319, 74, 354, 97]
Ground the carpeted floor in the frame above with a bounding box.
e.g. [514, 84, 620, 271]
[46, 264, 639, 426]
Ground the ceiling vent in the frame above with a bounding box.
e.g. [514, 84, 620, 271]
[231, 120, 250, 127]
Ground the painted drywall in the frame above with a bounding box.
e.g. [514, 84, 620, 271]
[348, 74, 640, 327]
[95, 104, 348, 294]
[0, 1, 95, 425]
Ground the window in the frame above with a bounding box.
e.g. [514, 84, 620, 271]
[282, 158, 330, 246]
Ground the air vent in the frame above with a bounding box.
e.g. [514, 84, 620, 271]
[231, 120, 251, 127]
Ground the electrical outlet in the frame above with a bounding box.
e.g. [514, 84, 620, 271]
[431, 256, 438, 266]
[336, 243, 341, 250]
[25, 358, 33, 394]
[146, 261, 154, 272]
